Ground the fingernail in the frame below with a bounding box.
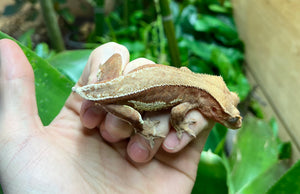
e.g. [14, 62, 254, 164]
[129, 142, 149, 162]
[163, 132, 180, 150]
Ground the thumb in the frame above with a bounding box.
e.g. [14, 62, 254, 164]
[0, 39, 40, 134]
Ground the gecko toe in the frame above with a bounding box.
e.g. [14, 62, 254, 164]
[139, 118, 166, 148]
[175, 120, 197, 139]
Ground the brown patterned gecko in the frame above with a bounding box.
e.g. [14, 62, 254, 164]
[73, 54, 242, 146]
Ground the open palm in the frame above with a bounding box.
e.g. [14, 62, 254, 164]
[0, 39, 213, 193]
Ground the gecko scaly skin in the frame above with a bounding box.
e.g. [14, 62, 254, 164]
[73, 54, 242, 146]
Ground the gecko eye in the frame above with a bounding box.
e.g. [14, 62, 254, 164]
[211, 107, 217, 113]
[228, 116, 240, 123]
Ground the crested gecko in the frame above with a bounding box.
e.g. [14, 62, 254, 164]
[73, 54, 242, 146]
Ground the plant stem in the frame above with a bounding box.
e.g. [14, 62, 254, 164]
[94, 0, 105, 37]
[39, 0, 65, 51]
[158, 0, 181, 67]
[123, 0, 129, 26]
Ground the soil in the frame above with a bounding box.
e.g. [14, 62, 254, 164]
[0, 0, 94, 46]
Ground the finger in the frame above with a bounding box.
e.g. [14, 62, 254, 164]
[78, 43, 130, 125]
[53, 42, 130, 128]
[163, 110, 214, 153]
[80, 101, 106, 129]
[100, 113, 133, 143]
[99, 58, 156, 142]
[127, 111, 170, 163]
[154, 112, 214, 181]
[79, 42, 130, 86]
[123, 58, 155, 74]
[0, 39, 41, 132]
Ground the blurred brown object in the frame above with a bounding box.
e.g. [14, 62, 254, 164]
[232, 0, 300, 163]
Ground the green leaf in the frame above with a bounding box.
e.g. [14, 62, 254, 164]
[208, 4, 229, 14]
[179, 5, 198, 33]
[0, 31, 74, 125]
[204, 123, 227, 153]
[227, 116, 287, 194]
[192, 151, 228, 194]
[34, 43, 56, 59]
[269, 117, 278, 137]
[18, 29, 35, 50]
[48, 50, 92, 82]
[120, 41, 146, 61]
[195, 15, 237, 34]
[210, 48, 235, 80]
[239, 161, 289, 194]
[266, 160, 300, 194]
[53, 0, 67, 4]
[249, 100, 264, 119]
[187, 57, 213, 74]
[58, 8, 75, 24]
[227, 73, 251, 101]
[278, 142, 292, 160]
[179, 38, 212, 61]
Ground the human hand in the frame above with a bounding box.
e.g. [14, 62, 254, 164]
[0, 39, 214, 193]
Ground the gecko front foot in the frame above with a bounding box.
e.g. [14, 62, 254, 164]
[174, 120, 197, 139]
[139, 118, 166, 148]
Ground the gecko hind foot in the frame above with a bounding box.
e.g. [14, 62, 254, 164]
[139, 118, 166, 148]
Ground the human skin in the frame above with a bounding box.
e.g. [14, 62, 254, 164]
[0, 39, 214, 193]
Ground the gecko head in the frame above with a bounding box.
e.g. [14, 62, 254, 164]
[225, 114, 242, 129]
[222, 91, 242, 129]
[222, 100, 243, 129]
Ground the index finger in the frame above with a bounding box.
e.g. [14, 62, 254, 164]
[51, 43, 130, 129]
[78, 42, 130, 86]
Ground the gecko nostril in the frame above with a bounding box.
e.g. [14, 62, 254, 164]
[228, 116, 240, 123]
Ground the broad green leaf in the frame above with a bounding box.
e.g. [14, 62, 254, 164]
[120, 41, 146, 61]
[58, 8, 75, 24]
[266, 160, 300, 194]
[204, 123, 227, 154]
[53, 0, 67, 3]
[192, 151, 228, 194]
[212, 45, 244, 65]
[278, 142, 292, 160]
[266, 118, 291, 159]
[239, 161, 288, 194]
[179, 5, 198, 33]
[179, 38, 212, 61]
[0, 31, 74, 125]
[249, 100, 265, 119]
[48, 50, 92, 82]
[227, 73, 251, 101]
[208, 4, 229, 14]
[210, 48, 235, 80]
[269, 117, 279, 137]
[194, 15, 238, 44]
[18, 29, 35, 50]
[227, 116, 285, 194]
[187, 57, 213, 74]
[34, 43, 56, 59]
